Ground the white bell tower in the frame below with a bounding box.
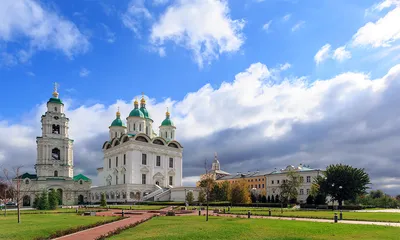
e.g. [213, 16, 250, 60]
[35, 83, 74, 180]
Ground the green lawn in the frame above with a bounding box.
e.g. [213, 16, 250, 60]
[0, 208, 103, 215]
[104, 205, 166, 210]
[187, 206, 400, 223]
[0, 214, 116, 240]
[108, 216, 400, 240]
[228, 208, 400, 222]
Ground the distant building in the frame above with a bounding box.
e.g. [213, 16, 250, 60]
[266, 164, 322, 203]
[217, 171, 267, 192]
[199, 153, 230, 182]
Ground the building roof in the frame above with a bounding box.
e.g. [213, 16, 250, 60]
[73, 174, 91, 182]
[17, 172, 37, 179]
[269, 164, 321, 175]
[218, 170, 268, 180]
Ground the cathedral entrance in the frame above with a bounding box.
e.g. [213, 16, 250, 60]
[23, 195, 31, 206]
[156, 181, 160, 186]
[78, 195, 84, 204]
[57, 189, 63, 205]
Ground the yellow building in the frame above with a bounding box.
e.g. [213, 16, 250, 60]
[216, 171, 267, 192]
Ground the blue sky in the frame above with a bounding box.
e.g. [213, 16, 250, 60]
[1, 0, 394, 117]
[1, 0, 400, 193]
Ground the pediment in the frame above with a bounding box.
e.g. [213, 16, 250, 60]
[153, 172, 164, 180]
[113, 168, 119, 175]
[168, 169, 176, 176]
[121, 167, 126, 173]
[140, 166, 150, 173]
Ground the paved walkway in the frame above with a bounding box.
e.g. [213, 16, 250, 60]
[53, 207, 172, 240]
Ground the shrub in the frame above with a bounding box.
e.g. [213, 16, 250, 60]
[100, 193, 107, 207]
[166, 211, 176, 216]
[306, 195, 314, 204]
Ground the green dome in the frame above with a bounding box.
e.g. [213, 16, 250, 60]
[111, 117, 124, 127]
[48, 97, 63, 104]
[129, 108, 144, 118]
[161, 117, 174, 126]
[140, 107, 151, 119]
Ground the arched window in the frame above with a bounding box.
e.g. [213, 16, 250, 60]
[133, 124, 136, 131]
[136, 136, 148, 142]
[80, 180, 83, 185]
[139, 124, 142, 131]
[25, 179, 29, 185]
[52, 148, 60, 160]
[54, 171, 58, 177]
[168, 143, 179, 148]
[52, 124, 60, 134]
[165, 132, 167, 138]
[54, 107, 57, 112]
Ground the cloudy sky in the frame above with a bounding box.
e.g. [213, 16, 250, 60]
[1, 0, 400, 195]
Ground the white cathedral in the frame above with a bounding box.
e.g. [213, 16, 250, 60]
[90, 95, 194, 203]
[18, 87, 198, 206]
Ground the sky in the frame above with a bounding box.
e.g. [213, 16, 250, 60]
[1, 0, 400, 195]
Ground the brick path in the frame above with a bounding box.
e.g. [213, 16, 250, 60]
[53, 207, 172, 240]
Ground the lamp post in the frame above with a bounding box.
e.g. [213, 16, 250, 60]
[4, 187, 7, 217]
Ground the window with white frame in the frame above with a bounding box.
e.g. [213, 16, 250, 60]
[142, 153, 147, 165]
[169, 158, 173, 168]
[156, 156, 161, 167]
[306, 176, 311, 183]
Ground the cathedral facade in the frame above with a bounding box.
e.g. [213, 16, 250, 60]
[90, 95, 185, 203]
[17, 86, 91, 206]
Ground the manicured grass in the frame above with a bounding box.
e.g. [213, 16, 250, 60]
[1, 208, 103, 215]
[104, 205, 166, 210]
[228, 208, 400, 222]
[188, 206, 400, 223]
[0, 214, 116, 240]
[108, 216, 400, 240]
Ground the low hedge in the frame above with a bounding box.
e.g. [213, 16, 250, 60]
[299, 204, 370, 210]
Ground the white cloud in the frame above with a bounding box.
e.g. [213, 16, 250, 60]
[26, 71, 35, 77]
[1, 62, 400, 193]
[367, 0, 400, 13]
[352, 7, 400, 48]
[291, 21, 305, 32]
[282, 14, 291, 22]
[280, 62, 291, 71]
[153, 0, 169, 6]
[150, 0, 245, 68]
[100, 23, 116, 43]
[333, 46, 352, 62]
[79, 68, 90, 77]
[182, 176, 200, 186]
[0, 0, 89, 60]
[314, 44, 331, 64]
[121, 0, 152, 38]
[262, 20, 272, 31]
[0, 52, 17, 67]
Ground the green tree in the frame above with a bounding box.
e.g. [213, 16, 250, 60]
[185, 191, 194, 205]
[306, 195, 314, 204]
[37, 190, 49, 210]
[370, 190, 384, 199]
[32, 195, 39, 209]
[198, 189, 206, 205]
[396, 195, 400, 202]
[315, 164, 370, 208]
[48, 189, 58, 210]
[220, 181, 231, 201]
[100, 192, 107, 207]
[279, 170, 301, 211]
[261, 195, 267, 203]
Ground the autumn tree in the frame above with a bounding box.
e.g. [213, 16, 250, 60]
[230, 179, 250, 204]
[198, 189, 206, 205]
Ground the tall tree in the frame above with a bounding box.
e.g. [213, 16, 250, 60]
[279, 170, 301, 211]
[38, 190, 49, 210]
[100, 192, 107, 207]
[48, 189, 58, 210]
[198, 189, 206, 205]
[230, 179, 250, 204]
[1, 166, 35, 223]
[315, 164, 370, 208]
[185, 191, 194, 205]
